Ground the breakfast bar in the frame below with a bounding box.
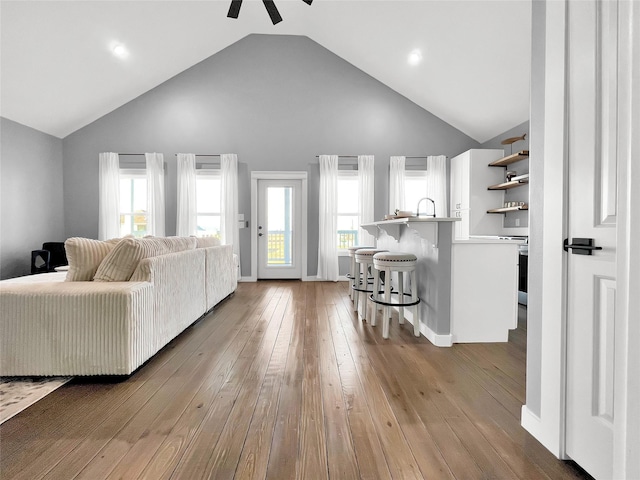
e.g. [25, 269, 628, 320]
[362, 217, 522, 346]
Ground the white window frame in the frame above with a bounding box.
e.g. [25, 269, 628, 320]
[337, 170, 359, 256]
[195, 169, 222, 238]
[119, 168, 147, 238]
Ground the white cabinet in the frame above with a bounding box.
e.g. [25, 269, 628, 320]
[449, 149, 505, 240]
[450, 240, 520, 342]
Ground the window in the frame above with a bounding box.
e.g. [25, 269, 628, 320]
[196, 170, 221, 239]
[337, 171, 359, 251]
[404, 170, 429, 213]
[119, 170, 147, 238]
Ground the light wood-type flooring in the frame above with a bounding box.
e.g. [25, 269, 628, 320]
[0, 281, 592, 479]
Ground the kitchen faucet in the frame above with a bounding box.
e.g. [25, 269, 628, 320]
[416, 197, 436, 218]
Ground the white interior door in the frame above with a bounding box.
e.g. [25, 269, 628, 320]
[257, 179, 302, 279]
[564, 1, 620, 478]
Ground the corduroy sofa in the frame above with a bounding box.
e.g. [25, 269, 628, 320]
[0, 236, 237, 376]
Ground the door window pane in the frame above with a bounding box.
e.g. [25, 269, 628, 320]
[267, 186, 293, 266]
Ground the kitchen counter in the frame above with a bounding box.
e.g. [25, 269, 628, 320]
[363, 219, 520, 346]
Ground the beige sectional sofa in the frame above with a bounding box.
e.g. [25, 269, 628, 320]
[0, 237, 237, 376]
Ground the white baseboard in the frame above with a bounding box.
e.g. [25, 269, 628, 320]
[391, 306, 453, 347]
[241, 276, 348, 282]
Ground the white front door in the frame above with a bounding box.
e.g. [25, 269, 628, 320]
[257, 179, 302, 279]
[564, 1, 621, 477]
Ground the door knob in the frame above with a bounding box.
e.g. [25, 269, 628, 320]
[563, 238, 602, 255]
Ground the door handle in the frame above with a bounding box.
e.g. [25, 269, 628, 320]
[563, 238, 602, 255]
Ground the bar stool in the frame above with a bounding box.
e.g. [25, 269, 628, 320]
[347, 245, 374, 300]
[354, 248, 388, 322]
[371, 252, 420, 338]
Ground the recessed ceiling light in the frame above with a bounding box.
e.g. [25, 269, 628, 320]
[408, 49, 423, 66]
[112, 44, 129, 59]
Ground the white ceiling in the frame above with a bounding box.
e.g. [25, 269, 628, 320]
[0, 0, 531, 143]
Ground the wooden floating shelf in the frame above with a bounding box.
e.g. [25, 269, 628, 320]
[488, 178, 529, 190]
[487, 205, 529, 214]
[489, 150, 530, 167]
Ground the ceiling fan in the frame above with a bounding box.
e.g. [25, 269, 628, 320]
[228, 0, 313, 25]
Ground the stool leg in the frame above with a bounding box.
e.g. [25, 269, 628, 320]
[411, 270, 420, 337]
[361, 260, 370, 322]
[398, 271, 404, 325]
[353, 261, 360, 312]
[371, 266, 380, 327]
[383, 267, 391, 339]
[377, 270, 383, 312]
[349, 256, 355, 300]
[358, 263, 369, 322]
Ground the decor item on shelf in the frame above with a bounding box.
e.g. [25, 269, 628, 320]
[227, 0, 312, 25]
[501, 133, 527, 155]
[506, 170, 517, 182]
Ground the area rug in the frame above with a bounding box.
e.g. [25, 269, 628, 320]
[0, 376, 72, 424]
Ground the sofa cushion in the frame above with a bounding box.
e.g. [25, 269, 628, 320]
[194, 236, 221, 248]
[94, 236, 196, 282]
[64, 237, 122, 281]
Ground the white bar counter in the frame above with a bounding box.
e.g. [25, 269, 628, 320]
[362, 218, 522, 346]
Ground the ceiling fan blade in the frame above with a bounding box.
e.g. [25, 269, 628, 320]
[301, 0, 313, 4]
[227, 0, 243, 19]
[263, 0, 283, 25]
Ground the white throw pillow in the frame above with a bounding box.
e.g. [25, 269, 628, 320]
[64, 237, 121, 282]
[94, 236, 196, 282]
[193, 236, 221, 248]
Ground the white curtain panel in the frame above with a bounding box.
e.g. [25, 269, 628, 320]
[145, 153, 166, 236]
[98, 152, 121, 240]
[176, 153, 197, 237]
[317, 155, 339, 281]
[220, 154, 239, 264]
[427, 155, 448, 217]
[389, 156, 406, 214]
[357, 155, 375, 246]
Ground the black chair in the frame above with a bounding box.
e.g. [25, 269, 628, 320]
[31, 242, 67, 274]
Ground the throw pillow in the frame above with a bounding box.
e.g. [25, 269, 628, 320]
[193, 236, 221, 248]
[64, 237, 122, 282]
[93, 236, 197, 282]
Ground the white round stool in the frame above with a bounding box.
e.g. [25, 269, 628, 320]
[371, 252, 420, 338]
[347, 245, 374, 301]
[354, 248, 388, 322]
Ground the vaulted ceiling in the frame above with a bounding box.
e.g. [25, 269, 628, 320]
[0, 0, 531, 143]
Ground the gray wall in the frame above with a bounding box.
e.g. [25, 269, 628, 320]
[62, 34, 478, 277]
[1, 117, 65, 279]
[480, 121, 530, 229]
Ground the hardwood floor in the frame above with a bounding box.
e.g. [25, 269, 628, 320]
[0, 281, 593, 479]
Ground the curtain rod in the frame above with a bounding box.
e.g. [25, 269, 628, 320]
[117, 153, 222, 157]
[314, 155, 435, 159]
[174, 154, 221, 157]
